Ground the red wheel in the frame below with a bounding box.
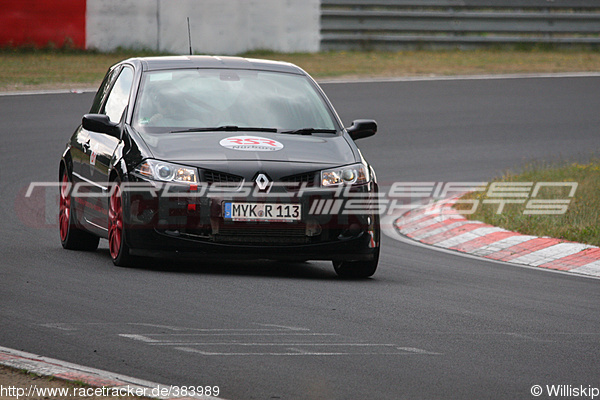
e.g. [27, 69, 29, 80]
[108, 179, 133, 266]
[59, 168, 99, 251]
[108, 184, 123, 259]
[59, 172, 71, 242]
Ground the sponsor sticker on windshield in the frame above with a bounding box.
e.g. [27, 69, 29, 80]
[219, 136, 284, 152]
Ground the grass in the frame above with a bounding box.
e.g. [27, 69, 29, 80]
[1, 47, 600, 91]
[0, 49, 157, 91]
[245, 48, 600, 78]
[456, 161, 600, 246]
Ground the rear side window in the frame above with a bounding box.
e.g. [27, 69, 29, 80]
[103, 67, 134, 122]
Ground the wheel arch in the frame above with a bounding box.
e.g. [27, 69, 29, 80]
[59, 150, 73, 181]
[108, 157, 127, 183]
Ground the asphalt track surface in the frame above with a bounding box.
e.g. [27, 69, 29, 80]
[1, 76, 599, 400]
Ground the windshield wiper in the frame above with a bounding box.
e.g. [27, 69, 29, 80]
[171, 126, 278, 133]
[280, 128, 337, 135]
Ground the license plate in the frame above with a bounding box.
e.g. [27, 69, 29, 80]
[223, 202, 301, 222]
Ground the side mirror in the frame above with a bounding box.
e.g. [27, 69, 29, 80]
[82, 114, 120, 138]
[347, 119, 377, 140]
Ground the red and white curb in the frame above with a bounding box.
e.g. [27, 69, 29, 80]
[394, 196, 600, 278]
[0, 346, 225, 400]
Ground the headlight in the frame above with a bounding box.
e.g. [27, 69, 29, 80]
[134, 159, 198, 183]
[321, 163, 370, 187]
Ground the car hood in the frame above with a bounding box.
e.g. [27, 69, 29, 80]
[138, 131, 358, 165]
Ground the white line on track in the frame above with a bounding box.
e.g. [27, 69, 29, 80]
[319, 71, 600, 85]
[0, 88, 96, 96]
[175, 345, 441, 356]
[2, 72, 600, 97]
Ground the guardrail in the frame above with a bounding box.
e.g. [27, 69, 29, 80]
[320, 0, 600, 50]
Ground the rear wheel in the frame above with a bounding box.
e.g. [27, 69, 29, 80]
[59, 169, 100, 251]
[333, 248, 379, 279]
[108, 178, 134, 267]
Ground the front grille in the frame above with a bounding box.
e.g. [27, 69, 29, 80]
[280, 172, 317, 191]
[215, 223, 309, 244]
[203, 170, 244, 188]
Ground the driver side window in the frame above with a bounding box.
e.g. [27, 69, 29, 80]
[103, 67, 134, 123]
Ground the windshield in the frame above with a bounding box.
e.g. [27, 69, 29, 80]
[133, 69, 337, 133]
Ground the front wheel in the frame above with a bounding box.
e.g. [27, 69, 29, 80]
[332, 248, 379, 279]
[108, 178, 134, 267]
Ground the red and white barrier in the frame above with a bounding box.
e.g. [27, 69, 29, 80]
[0, 0, 320, 53]
[0, 0, 86, 48]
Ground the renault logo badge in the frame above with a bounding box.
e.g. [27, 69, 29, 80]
[255, 173, 270, 191]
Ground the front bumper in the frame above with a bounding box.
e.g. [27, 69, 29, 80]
[121, 177, 380, 261]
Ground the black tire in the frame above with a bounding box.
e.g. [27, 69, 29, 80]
[108, 178, 135, 267]
[333, 248, 379, 279]
[59, 169, 100, 251]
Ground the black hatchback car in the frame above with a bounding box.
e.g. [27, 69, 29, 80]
[59, 56, 380, 278]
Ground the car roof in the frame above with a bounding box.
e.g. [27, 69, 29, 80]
[122, 55, 305, 75]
